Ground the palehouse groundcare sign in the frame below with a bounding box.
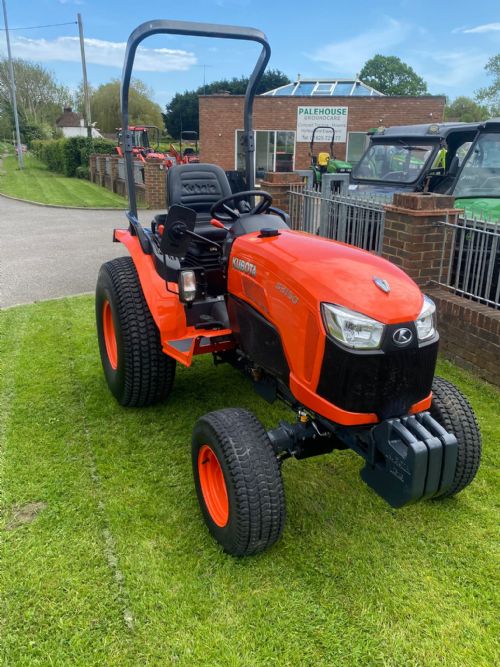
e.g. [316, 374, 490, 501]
[297, 106, 348, 143]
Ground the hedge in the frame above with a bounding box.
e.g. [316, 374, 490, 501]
[31, 137, 115, 177]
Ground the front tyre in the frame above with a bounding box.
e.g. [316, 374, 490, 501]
[430, 376, 481, 498]
[96, 256, 176, 407]
[192, 409, 286, 556]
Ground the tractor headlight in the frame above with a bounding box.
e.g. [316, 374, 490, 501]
[321, 303, 384, 350]
[179, 269, 197, 303]
[415, 296, 436, 341]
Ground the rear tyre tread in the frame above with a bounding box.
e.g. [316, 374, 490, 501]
[192, 408, 285, 557]
[430, 376, 481, 498]
[96, 256, 175, 407]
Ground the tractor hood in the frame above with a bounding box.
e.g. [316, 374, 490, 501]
[230, 229, 424, 325]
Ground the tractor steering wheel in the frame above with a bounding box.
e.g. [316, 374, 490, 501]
[210, 190, 273, 223]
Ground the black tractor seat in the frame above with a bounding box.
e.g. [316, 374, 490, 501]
[166, 163, 233, 243]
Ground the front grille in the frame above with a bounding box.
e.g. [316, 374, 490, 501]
[317, 336, 438, 419]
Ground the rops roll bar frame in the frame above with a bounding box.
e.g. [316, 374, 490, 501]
[120, 19, 271, 223]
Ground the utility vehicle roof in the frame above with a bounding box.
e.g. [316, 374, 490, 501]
[372, 121, 481, 140]
[477, 118, 500, 131]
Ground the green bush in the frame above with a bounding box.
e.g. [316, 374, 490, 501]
[30, 137, 115, 176]
[75, 165, 89, 179]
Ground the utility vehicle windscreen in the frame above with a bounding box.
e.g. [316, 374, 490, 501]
[353, 142, 434, 183]
[118, 129, 150, 148]
[453, 132, 500, 198]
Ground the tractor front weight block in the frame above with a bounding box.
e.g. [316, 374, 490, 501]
[360, 413, 458, 508]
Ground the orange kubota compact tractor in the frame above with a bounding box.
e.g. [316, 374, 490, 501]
[96, 19, 481, 556]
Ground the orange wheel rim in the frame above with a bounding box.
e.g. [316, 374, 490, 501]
[198, 445, 229, 527]
[102, 300, 118, 370]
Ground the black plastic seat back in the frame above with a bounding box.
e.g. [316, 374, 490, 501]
[167, 164, 233, 222]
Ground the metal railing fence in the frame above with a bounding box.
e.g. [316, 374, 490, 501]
[288, 186, 387, 253]
[436, 213, 500, 309]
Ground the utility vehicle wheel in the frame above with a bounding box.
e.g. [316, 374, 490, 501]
[96, 256, 176, 407]
[430, 376, 481, 498]
[192, 409, 285, 556]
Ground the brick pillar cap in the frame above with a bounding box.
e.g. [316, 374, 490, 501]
[262, 171, 303, 184]
[392, 192, 455, 211]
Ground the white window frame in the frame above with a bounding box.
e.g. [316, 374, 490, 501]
[234, 129, 296, 175]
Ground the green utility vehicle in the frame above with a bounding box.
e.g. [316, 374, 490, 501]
[310, 126, 351, 188]
[349, 121, 481, 199]
[450, 119, 500, 221]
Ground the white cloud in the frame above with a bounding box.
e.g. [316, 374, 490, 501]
[0, 35, 197, 72]
[306, 18, 411, 75]
[409, 50, 487, 89]
[460, 23, 500, 34]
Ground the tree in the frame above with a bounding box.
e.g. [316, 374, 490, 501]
[0, 58, 71, 138]
[444, 96, 489, 122]
[476, 54, 500, 115]
[359, 55, 428, 96]
[90, 79, 164, 134]
[164, 69, 290, 138]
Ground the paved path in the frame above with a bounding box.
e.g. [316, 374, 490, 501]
[0, 195, 158, 308]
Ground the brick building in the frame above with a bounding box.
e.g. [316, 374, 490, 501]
[199, 79, 446, 179]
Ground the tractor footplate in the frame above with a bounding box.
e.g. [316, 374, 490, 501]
[360, 412, 458, 508]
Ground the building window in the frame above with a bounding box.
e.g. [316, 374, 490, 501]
[235, 130, 295, 177]
[347, 131, 370, 165]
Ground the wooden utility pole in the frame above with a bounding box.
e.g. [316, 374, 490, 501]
[77, 13, 92, 139]
[1, 0, 23, 168]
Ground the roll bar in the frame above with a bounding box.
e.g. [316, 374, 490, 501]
[121, 19, 271, 219]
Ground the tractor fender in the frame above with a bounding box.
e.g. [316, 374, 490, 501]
[113, 229, 187, 341]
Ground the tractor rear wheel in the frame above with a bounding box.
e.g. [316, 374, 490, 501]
[192, 408, 286, 556]
[430, 376, 481, 498]
[96, 256, 176, 407]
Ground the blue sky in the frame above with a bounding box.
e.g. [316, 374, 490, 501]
[1, 0, 499, 108]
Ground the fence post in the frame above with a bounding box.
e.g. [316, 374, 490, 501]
[89, 154, 97, 183]
[109, 155, 119, 193]
[382, 193, 459, 287]
[95, 154, 106, 187]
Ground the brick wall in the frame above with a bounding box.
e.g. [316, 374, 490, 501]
[199, 95, 446, 171]
[428, 288, 500, 386]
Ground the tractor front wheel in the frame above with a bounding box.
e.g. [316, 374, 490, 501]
[96, 256, 176, 407]
[192, 408, 286, 556]
[430, 376, 482, 498]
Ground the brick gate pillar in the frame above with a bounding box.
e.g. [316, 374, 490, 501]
[260, 172, 304, 214]
[382, 193, 460, 287]
[144, 158, 167, 209]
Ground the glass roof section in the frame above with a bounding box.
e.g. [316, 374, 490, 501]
[262, 79, 384, 97]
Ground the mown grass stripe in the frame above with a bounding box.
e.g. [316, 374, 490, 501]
[1, 296, 498, 666]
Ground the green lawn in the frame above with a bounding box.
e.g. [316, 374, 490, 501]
[0, 154, 127, 208]
[1, 296, 498, 666]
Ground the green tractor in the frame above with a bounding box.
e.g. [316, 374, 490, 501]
[309, 126, 351, 189]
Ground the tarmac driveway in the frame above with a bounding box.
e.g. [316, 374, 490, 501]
[0, 196, 159, 308]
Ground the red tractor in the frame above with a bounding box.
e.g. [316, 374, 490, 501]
[96, 19, 481, 557]
[116, 125, 176, 166]
[169, 131, 200, 165]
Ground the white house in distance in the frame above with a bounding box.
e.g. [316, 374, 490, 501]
[55, 107, 102, 138]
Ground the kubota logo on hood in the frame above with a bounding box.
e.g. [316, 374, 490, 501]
[232, 257, 256, 277]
